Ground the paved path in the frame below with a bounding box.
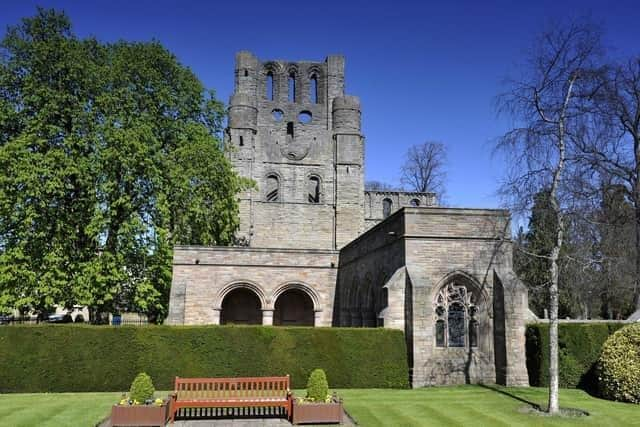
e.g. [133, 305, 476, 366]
[172, 411, 357, 426]
[173, 419, 291, 426]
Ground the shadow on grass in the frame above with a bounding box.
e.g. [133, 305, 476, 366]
[478, 384, 542, 411]
[479, 385, 590, 417]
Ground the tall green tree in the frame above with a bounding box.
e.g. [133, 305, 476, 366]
[515, 190, 554, 317]
[515, 190, 578, 319]
[0, 8, 250, 322]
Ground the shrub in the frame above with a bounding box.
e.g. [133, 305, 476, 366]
[597, 323, 640, 403]
[306, 368, 329, 402]
[129, 372, 155, 403]
[525, 322, 626, 390]
[0, 325, 409, 392]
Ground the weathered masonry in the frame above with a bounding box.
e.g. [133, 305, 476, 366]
[167, 51, 529, 387]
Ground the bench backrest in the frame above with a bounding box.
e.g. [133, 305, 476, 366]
[174, 376, 290, 400]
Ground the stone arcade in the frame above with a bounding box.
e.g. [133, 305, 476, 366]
[167, 51, 529, 387]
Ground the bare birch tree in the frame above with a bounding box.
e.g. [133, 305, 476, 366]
[495, 21, 602, 414]
[401, 141, 447, 203]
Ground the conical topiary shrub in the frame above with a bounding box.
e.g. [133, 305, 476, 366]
[306, 368, 329, 402]
[129, 372, 155, 403]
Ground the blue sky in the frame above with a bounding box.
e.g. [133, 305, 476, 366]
[2, 0, 639, 208]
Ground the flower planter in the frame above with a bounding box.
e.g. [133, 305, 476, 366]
[292, 398, 343, 425]
[110, 402, 169, 427]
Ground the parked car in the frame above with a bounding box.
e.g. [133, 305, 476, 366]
[46, 313, 73, 323]
[0, 315, 14, 325]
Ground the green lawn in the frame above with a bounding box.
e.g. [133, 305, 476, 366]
[0, 386, 637, 427]
[0, 391, 121, 427]
[339, 386, 640, 426]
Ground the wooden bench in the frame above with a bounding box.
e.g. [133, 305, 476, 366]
[168, 375, 292, 423]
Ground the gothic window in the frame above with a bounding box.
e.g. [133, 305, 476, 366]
[288, 73, 296, 102]
[410, 198, 420, 207]
[310, 75, 318, 104]
[266, 72, 274, 101]
[308, 176, 320, 203]
[266, 174, 280, 202]
[433, 282, 480, 348]
[382, 198, 392, 218]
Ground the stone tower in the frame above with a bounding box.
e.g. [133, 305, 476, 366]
[226, 51, 364, 250]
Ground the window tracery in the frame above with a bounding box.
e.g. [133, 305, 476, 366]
[434, 282, 479, 348]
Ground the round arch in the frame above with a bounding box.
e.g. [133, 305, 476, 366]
[220, 288, 262, 325]
[271, 282, 320, 311]
[217, 280, 267, 310]
[272, 282, 320, 327]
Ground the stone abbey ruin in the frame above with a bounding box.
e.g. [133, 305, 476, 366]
[167, 51, 529, 387]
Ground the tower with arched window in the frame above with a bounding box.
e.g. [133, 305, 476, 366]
[225, 51, 364, 250]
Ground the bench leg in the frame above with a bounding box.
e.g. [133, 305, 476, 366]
[167, 404, 175, 424]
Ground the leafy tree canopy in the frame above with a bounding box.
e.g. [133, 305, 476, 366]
[0, 8, 251, 321]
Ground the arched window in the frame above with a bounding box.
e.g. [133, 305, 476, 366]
[434, 282, 480, 348]
[288, 73, 296, 102]
[266, 72, 274, 101]
[310, 75, 318, 104]
[266, 174, 280, 202]
[308, 176, 320, 203]
[382, 198, 392, 218]
[410, 198, 420, 207]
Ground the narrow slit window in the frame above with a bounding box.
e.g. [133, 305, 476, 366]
[286, 122, 294, 139]
[288, 73, 296, 102]
[382, 198, 392, 218]
[266, 72, 274, 101]
[239, 135, 244, 146]
[308, 176, 320, 203]
[310, 75, 318, 104]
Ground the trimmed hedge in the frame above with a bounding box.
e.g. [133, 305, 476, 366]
[525, 322, 626, 391]
[0, 325, 409, 392]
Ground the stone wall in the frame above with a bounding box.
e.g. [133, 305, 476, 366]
[167, 246, 339, 326]
[336, 207, 529, 387]
[334, 211, 407, 329]
[364, 191, 436, 230]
